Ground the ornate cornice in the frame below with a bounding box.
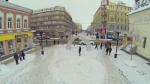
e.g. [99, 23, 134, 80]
[0, 2, 32, 13]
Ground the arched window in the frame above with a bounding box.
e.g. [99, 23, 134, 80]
[16, 15, 21, 29]
[7, 13, 13, 29]
[23, 16, 28, 29]
[17, 18, 21, 29]
[8, 17, 13, 29]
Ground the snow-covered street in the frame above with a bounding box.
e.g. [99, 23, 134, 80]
[0, 44, 132, 84]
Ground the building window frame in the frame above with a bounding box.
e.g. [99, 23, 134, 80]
[24, 19, 28, 29]
[16, 18, 21, 29]
[143, 37, 147, 48]
[7, 17, 13, 29]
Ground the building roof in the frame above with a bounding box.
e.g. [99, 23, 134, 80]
[128, 4, 150, 15]
[0, 1, 32, 13]
[33, 6, 66, 14]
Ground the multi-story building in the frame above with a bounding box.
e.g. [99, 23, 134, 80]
[91, 1, 132, 36]
[75, 23, 82, 33]
[128, 0, 150, 60]
[0, 1, 33, 58]
[31, 6, 76, 38]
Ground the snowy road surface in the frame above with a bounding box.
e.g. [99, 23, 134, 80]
[0, 45, 130, 84]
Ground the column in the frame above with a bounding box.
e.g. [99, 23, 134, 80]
[13, 11, 16, 32]
[3, 41, 9, 55]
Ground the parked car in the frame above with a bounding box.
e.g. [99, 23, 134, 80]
[79, 41, 86, 45]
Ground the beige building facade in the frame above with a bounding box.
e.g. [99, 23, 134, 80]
[91, 2, 132, 35]
[31, 6, 76, 38]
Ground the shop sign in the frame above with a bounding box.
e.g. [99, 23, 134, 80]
[15, 35, 23, 38]
[24, 34, 28, 38]
[135, 0, 150, 9]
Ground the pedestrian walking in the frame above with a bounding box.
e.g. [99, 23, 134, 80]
[100, 43, 103, 49]
[54, 40, 56, 45]
[108, 47, 112, 55]
[14, 52, 19, 65]
[106, 47, 109, 55]
[18, 51, 22, 61]
[79, 46, 81, 56]
[95, 44, 98, 49]
[21, 50, 25, 60]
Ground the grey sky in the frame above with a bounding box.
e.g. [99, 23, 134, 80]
[10, 0, 134, 30]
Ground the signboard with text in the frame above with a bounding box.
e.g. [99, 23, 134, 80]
[135, 0, 150, 9]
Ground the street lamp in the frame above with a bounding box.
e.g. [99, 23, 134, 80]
[114, 31, 120, 58]
[37, 31, 44, 55]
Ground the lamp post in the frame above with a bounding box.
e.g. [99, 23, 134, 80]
[37, 31, 44, 55]
[114, 32, 120, 58]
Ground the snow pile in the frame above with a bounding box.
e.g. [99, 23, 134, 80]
[49, 45, 106, 84]
[0, 64, 10, 76]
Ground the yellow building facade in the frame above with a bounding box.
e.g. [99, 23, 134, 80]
[128, 6, 150, 60]
[92, 2, 132, 34]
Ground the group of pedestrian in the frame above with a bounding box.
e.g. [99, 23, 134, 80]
[14, 51, 25, 65]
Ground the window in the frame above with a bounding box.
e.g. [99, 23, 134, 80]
[143, 37, 147, 48]
[24, 19, 28, 28]
[0, 17, 2, 29]
[17, 18, 21, 29]
[8, 17, 13, 29]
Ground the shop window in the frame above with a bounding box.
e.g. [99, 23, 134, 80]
[143, 37, 147, 48]
[0, 17, 2, 29]
[0, 42, 4, 56]
[24, 19, 28, 29]
[17, 18, 21, 29]
[8, 40, 14, 53]
[8, 17, 13, 29]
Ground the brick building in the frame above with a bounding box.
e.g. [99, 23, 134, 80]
[0, 1, 33, 58]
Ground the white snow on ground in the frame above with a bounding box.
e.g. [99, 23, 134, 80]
[49, 45, 106, 84]
[0, 54, 35, 79]
[0, 32, 149, 84]
[110, 48, 150, 84]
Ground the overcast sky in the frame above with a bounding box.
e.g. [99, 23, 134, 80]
[10, 0, 135, 30]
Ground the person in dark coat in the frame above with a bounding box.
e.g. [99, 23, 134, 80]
[100, 43, 103, 49]
[108, 47, 112, 55]
[95, 44, 98, 49]
[106, 47, 109, 55]
[21, 51, 25, 60]
[79, 46, 81, 56]
[18, 52, 22, 61]
[54, 40, 56, 45]
[14, 52, 19, 65]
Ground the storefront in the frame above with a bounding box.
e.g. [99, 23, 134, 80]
[0, 32, 33, 56]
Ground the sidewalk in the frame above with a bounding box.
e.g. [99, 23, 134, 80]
[0, 46, 39, 65]
[109, 48, 150, 84]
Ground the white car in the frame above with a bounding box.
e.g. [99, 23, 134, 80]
[79, 41, 86, 45]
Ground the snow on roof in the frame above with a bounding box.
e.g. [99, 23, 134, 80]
[128, 4, 150, 15]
